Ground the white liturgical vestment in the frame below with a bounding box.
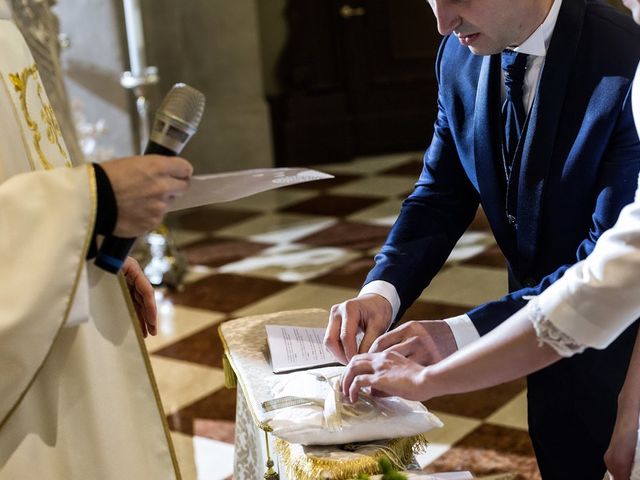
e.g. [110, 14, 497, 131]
[0, 5, 180, 479]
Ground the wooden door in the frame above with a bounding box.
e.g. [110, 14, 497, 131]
[273, 0, 441, 165]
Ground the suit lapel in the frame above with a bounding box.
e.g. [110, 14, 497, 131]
[516, 0, 584, 272]
[474, 53, 514, 255]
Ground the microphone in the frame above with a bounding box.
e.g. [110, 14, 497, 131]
[94, 83, 206, 273]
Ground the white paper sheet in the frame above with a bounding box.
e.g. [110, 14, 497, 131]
[168, 167, 334, 212]
[265, 325, 339, 373]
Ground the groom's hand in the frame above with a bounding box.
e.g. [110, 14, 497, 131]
[369, 319, 458, 365]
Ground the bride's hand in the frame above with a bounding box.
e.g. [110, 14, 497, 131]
[604, 405, 638, 480]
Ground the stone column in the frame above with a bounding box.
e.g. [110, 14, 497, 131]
[142, 0, 274, 173]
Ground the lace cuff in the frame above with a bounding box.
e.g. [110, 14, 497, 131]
[528, 298, 588, 357]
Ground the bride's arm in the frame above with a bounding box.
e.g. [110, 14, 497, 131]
[419, 303, 562, 399]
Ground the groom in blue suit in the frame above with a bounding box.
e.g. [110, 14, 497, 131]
[325, 0, 640, 477]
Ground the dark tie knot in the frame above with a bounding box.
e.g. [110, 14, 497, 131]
[501, 50, 528, 92]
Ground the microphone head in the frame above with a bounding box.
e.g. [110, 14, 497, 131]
[150, 83, 206, 154]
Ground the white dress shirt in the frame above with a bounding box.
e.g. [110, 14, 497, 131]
[360, 0, 563, 348]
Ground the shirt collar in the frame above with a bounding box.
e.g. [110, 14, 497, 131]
[513, 0, 562, 57]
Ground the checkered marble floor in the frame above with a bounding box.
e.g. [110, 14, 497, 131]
[144, 153, 541, 480]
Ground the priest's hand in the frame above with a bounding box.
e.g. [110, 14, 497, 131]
[101, 155, 192, 238]
[369, 320, 458, 366]
[340, 351, 429, 403]
[123, 257, 157, 337]
[324, 294, 393, 365]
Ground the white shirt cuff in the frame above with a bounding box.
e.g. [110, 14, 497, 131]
[359, 280, 401, 323]
[444, 314, 480, 349]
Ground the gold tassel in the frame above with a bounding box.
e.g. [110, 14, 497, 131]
[222, 354, 237, 389]
[274, 435, 428, 480]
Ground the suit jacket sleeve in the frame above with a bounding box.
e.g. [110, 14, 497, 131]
[535, 176, 640, 349]
[364, 37, 480, 323]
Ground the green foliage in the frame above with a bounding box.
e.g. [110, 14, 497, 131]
[379, 457, 408, 480]
[353, 457, 408, 480]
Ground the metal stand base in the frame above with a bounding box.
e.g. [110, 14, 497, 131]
[136, 225, 187, 290]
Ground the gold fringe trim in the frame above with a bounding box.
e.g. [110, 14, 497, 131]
[222, 354, 237, 389]
[275, 435, 428, 480]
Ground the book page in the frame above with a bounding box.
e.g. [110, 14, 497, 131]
[265, 325, 339, 373]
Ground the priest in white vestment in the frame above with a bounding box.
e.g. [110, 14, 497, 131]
[0, 2, 192, 478]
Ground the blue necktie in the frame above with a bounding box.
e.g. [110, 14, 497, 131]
[501, 50, 529, 171]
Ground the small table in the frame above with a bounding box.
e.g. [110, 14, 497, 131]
[220, 309, 427, 480]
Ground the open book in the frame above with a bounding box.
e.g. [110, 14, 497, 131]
[265, 325, 341, 373]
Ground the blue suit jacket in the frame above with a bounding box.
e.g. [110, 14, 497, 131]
[366, 0, 640, 335]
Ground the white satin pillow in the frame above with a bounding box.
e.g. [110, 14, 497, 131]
[266, 366, 443, 446]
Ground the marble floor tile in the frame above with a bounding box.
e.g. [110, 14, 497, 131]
[313, 256, 376, 289]
[161, 228, 208, 248]
[153, 323, 227, 368]
[150, 355, 226, 414]
[167, 273, 290, 313]
[445, 231, 496, 265]
[181, 265, 217, 285]
[232, 283, 357, 318]
[418, 265, 508, 308]
[469, 208, 492, 232]
[379, 157, 424, 176]
[180, 238, 270, 268]
[417, 412, 483, 467]
[401, 300, 470, 322]
[425, 379, 527, 420]
[423, 424, 540, 479]
[328, 175, 419, 198]
[297, 221, 391, 251]
[171, 431, 234, 480]
[486, 391, 529, 431]
[168, 387, 238, 434]
[214, 212, 337, 244]
[282, 193, 384, 217]
[193, 419, 235, 444]
[315, 152, 424, 176]
[216, 243, 361, 282]
[462, 245, 508, 269]
[347, 199, 403, 226]
[146, 301, 225, 353]
[167, 207, 259, 232]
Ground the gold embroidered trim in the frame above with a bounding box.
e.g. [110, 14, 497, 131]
[8, 65, 52, 169]
[0, 166, 97, 431]
[119, 272, 183, 480]
[0, 68, 35, 171]
[8, 64, 70, 170]
[37, 81, 69, 163]
[275, 435, 428, 480]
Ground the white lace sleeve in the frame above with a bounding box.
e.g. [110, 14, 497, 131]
[527, 298, 588, 357]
